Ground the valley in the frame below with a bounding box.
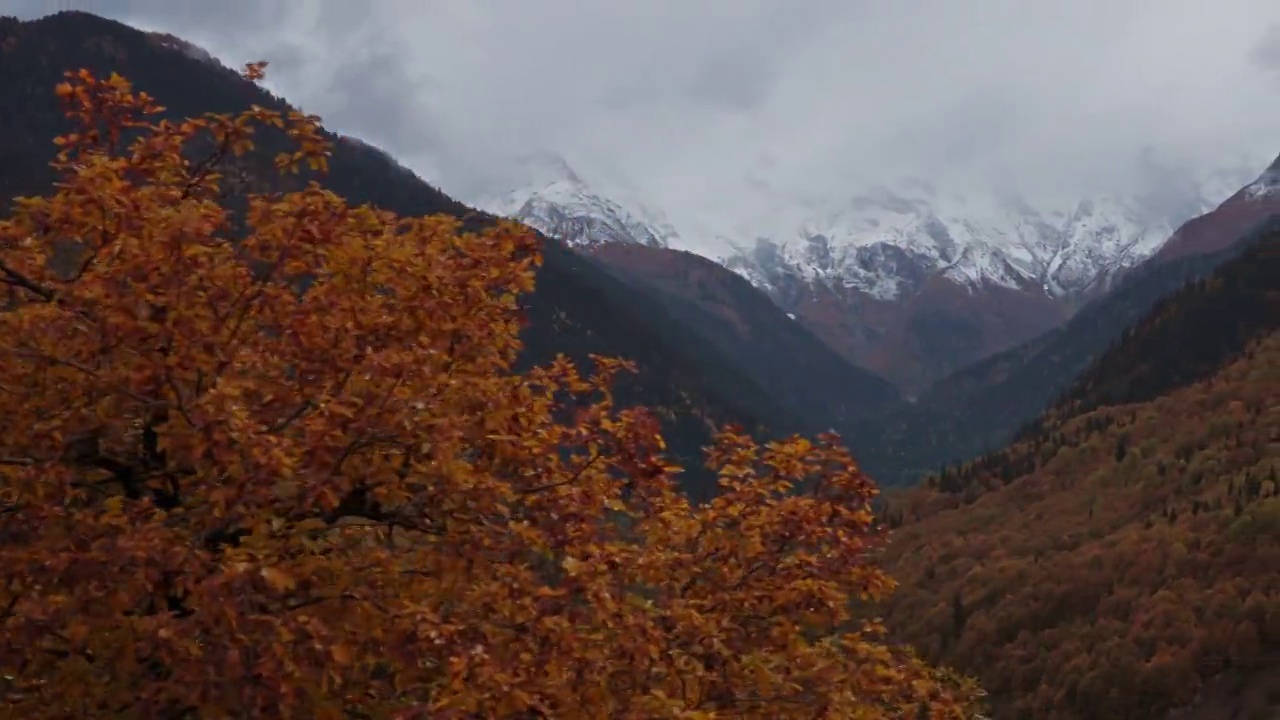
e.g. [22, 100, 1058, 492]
[1, 7, 1276, 720]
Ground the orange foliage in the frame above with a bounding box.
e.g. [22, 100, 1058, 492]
[0, 67, 980, 719]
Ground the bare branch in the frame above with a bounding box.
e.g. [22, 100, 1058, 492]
[264, 400, 313, 434]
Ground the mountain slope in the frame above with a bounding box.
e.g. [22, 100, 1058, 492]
[586, 244, 902, 427]
[879, 236, 1280, 718]
[0, 10, 812, 501]
[1034, 228, 1280, 429]
[851, 202, 1280, 488]
[1152, 152, 1280, 262]
[480, 153, 1258, 391]
[488, 153, 906, 431]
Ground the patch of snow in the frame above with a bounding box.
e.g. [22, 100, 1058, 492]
[1244, 158, 1280, 200]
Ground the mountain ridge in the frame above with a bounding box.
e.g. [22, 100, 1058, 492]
[1152, 151, 1280, 262]
[585, 242, 903, 429]
[480, 151, 1265, 390]
[481, 152, 1257, 298]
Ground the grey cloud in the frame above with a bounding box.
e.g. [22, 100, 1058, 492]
[9, 0, 1280, 212]
[305, 43, 444, 152]
[1251, 23, 1280, 77]
[686, 49, 779, 112]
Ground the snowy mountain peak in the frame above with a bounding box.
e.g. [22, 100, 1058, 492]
[480, 153, 1264, 301]
[484, 153, 679, 249]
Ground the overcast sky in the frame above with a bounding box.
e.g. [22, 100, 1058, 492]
[12, 0, 1280, 210]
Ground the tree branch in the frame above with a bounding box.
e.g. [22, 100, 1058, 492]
[264, 400, 313, 434]
[0, 260, 54, 302]
[520, 453, 601, 495]
[0, 456, 36, 467]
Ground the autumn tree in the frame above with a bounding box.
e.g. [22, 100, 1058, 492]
[0, 66, 980, 719]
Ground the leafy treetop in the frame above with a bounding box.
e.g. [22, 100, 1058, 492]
[0, 64, 980, 719]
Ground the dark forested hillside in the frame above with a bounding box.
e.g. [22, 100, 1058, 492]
[877, 235, 1280, 718]
[852, 213, 1280, 487]
[0, 10, 815, 500]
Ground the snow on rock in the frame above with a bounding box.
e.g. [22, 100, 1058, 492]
[1244, 154, 1280, 200]
[477, 152, 1263, 301]
[485, 153, 680, 249]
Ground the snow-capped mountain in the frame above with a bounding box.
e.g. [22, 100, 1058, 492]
[723, 183, 1222, 302]
[485, 153, 681, 249]
[480, 153, 1258, 302]
[475, 151, 1271, 392]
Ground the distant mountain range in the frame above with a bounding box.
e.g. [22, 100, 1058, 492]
[477, 139, 1280, 488]
[479, 151, 1269, 391]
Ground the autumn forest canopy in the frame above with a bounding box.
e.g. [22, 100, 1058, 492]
[0, 66, 981, 718]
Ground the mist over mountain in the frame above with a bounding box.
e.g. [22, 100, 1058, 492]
[480, 148, 1271, 390]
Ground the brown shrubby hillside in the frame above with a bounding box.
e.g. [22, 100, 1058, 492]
[881, 330, 1280, 719]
